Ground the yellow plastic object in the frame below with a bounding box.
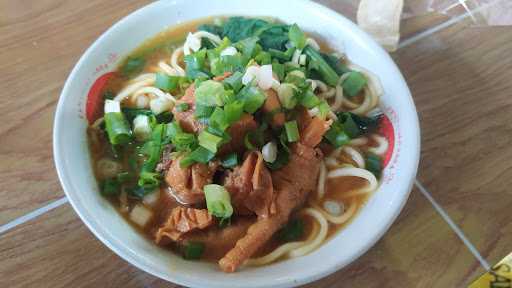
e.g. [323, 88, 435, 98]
[469, 252, 512, 288]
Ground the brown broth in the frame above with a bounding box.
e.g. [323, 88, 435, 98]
[89, 17, 378, 265]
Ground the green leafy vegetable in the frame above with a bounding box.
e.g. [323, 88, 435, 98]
[181, 241, 205, 260]
[277, 219, 304, 241]
[101, 178, 120, 197]
[258, 24, 290, 51]
[204, 184, 233, 220]
[222, 17, 268, 43]
[198, 23, 223, 36]
[366, 153, 382, 178]
[322, 53, 350, 75]
[337, 112, 382, 137]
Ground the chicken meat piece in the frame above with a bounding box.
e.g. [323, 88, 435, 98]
[155, 207, 214, 244]
[262, 89, 285, 128]
[165, 157, 219, 205]
[224, 151, 275, 217]
[172, 84, 204, 133]
[218, 117, 331, 272]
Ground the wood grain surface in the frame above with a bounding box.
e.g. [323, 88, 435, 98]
[1, 0, 511, 287]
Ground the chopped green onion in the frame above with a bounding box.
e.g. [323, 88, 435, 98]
[138, 171, 160, 189]
[324, 122, 350, 148]
[101, 178, 120, 197]
[237, 85, 266, 114]
[175, 103, 190, 112]
[288, 24, 306, 50]
[272, 61, 285, 81]
[184, 49, 209, 80]
[204, 184, 233, 220]
[255, 51, 271, 65]
[221, 153, 238, 168]
[317, 100, 330, 120]
[172, 132, 198, 151]
[181, 241, 205, 260]
[155, 72, 180, 92]
[268, 47, 296, 62]
[195, 80, 226, 107]
[198, 130, 223, 153]
[342, 71, 367, 97]
[164, 121, 182, 143]
[104, 112, 132, 145]
[223, 71, 244, 92]
[277, 83, 298, 109]
[194, 104, 215, 120]
[224, 100, 244, 124]
[180, 146, 215, 167]
[366, 153, 382, 178]
[304, 46, 339, 86]
[277, 218, 304, 241]
[284, 120, 300, 142]
[322, 52, 351, 75]
[210, 54, 245, 76]
[209, 107, 229, 131]
[299, 89, 321, 109]
[132, 114, 152, 142]
[140, 124, 166, 174]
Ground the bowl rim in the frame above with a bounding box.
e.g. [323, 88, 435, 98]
[53, 0, 420, 287]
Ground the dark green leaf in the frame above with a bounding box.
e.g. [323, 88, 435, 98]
[121, 57, 145, 77]
[366, 153, 382, 178]
[101, 178, 120, 197]
[277, 219, 304, 242]
[180, 241, 205, 260]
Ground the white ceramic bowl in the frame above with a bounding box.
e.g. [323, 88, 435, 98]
[53, 1, 420, 287]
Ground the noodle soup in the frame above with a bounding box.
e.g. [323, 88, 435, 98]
[86, 17, 389, 272]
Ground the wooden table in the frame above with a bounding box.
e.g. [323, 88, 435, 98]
[1, 1, 511, 287]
